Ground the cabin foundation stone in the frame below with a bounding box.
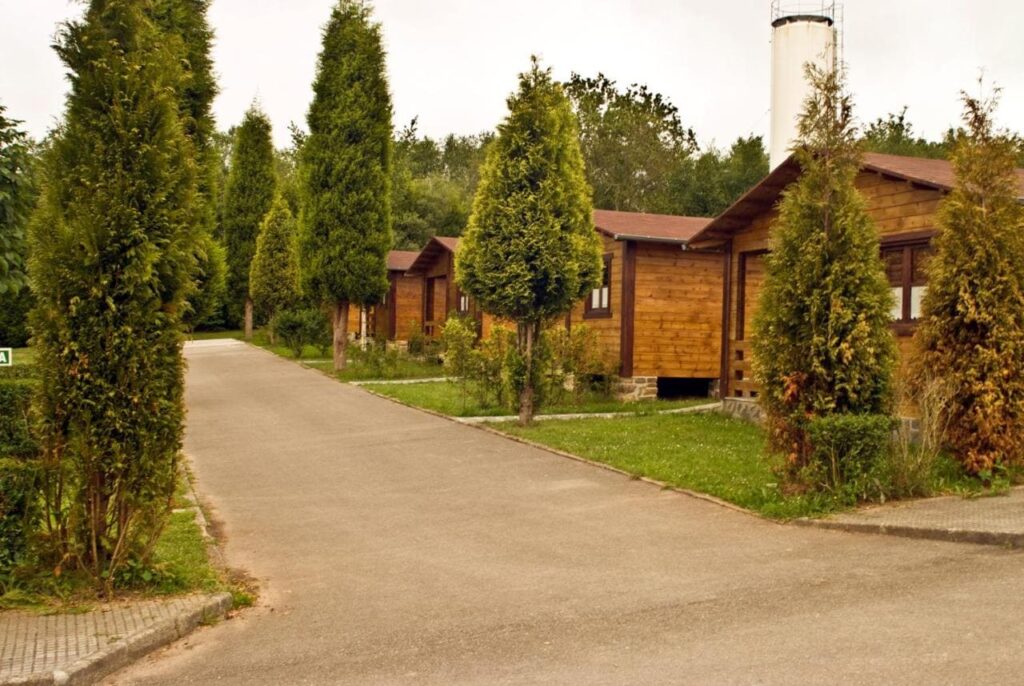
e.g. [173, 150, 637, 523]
[615, 376, 659, 402]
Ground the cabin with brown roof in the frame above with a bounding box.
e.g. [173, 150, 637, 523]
[405, 237, 492, 338]
[567, 209, 724, 400]
[345, 250, 424, 343]
[687, 151, 1024, 405]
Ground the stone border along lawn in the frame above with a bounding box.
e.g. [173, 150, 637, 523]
[361, 379, 712, 418]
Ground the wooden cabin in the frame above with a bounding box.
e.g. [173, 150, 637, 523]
[566, 210, 724, 400]
[405, 237, 492, 338]
[345, 250, 424, 343]
[687, 151, 1024, 403]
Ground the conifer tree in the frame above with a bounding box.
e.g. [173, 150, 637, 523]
[752, 65, 895, 468]
[152, 0, 226, 330]
[30, 0, 198, 589]
[457, 58, 603, 424]
[915, 90, 1024, 473]
[223, 106, 275, 338]
[299, 0, 392, 371]
[250, 196, 300, 326]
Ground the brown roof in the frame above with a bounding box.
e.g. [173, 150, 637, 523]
[405, 236, 460, 276]
[387, 250, 419, 272]
[593, 209, 712, 245]
[688, 152, 1024, 248]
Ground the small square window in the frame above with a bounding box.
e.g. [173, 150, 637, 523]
[584, 253, 613, 319]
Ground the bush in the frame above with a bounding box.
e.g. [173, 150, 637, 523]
[271, 310, 307, 358]
[805, 413, 896, 500]
[0, 372, 39, 584]
[0, 288, 32, 348]
[0, 457, 40, 583]
[546, 324, 618, 403]
[0, 378, 37, 458]
[468, 327, 515, 410]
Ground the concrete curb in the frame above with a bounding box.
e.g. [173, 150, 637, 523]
[454, 401, 723, 424]
[349, 377, 448, 386]
[2, 593, 232, 686]
[792, 517, 1024, 548]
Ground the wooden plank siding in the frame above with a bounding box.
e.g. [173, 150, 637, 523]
[725, 170, 947, 398]
[568, 234, 624, 369]
[630, 243, 722, 378]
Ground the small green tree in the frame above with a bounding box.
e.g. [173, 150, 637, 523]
[299, 0, 393, 371]
[915, 90, 1024, 474]
[751, 64, 895, 472]
[223, 106, 276, 338]
[30, 0, 198, 591]
[457, 58, 603, 424]
[250, 196, 300, 329]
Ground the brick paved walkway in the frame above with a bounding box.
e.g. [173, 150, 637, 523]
[0, 594, 229, 685]
[811, 487, 1024, 546]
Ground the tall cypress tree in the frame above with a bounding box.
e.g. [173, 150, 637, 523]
[223, 106, 275, 337]
[915, 91, 1024, 474]
[152, 0, 226, 330]
[250, 196, 300, 326]
[299, 0, 392, 371]
[752, 65, 895, 469]
[30, 0, 198, 589]
[0, 104, 34, 297]
[457, 58, 602, 424]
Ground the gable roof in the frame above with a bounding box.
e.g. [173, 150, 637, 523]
[593, 209, 712, 245]
[405, 236, 459, 276]
[688, 152, 1024, 248]
[387, 250, 420, 272]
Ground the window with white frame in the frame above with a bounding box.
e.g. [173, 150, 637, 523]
[585, 253, 612, 318]
[883, 242, 932, 324]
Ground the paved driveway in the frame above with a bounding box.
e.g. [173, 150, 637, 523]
[108, 341, 1024, 685]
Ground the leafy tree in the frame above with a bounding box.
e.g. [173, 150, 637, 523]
[223, 106, 276, 337]
[672, 136, 768, 216]
[565, 72, 696, 213]
[862, 107, 950, 159]
[390, 121, 489, 249]
[183, 236, 227, 330]
[914, 90, 1024, 474]
[751, 64, 895, 472]
[457, 58, 603, 424]
[30, 0, 198, 590]
[250, 196, 300, 326]
[0, 105, 34, 297]
[299, 0, 392, 370]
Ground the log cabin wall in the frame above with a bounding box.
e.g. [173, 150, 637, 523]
[568, 233, 624, 369]
[631, 244, 723, 379]
[383, 272, 424, 341]
[725, 169, 946, 398]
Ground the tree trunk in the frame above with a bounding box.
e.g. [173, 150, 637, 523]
[518, 321, 536, 425]
[332, 301, 349, 371]
[244, 297, 254, 340]
[360, 307, 368, 350]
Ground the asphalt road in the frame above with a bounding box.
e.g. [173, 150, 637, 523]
[107, 340, 1024, 685]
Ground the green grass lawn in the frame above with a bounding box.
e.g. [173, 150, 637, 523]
[363, 379, 712, 418]
[247, 329, 446, 382]
[495, 412, 836, 519]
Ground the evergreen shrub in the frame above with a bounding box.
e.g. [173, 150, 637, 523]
[805, 414, 895, 498]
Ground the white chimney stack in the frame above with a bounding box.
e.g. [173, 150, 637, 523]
[769, 2, 838, 170]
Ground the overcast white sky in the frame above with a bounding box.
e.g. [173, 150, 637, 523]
[2, 1, 1022, 149]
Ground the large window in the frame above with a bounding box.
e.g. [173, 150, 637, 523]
[585, 253, 613, 318]
[882, 242, 932, 326]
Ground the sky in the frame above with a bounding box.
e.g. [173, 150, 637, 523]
[2, 1, 1023, 150]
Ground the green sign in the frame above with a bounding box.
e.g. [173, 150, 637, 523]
[0, 349, 11, 367]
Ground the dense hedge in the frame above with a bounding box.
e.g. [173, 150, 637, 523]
[0, 370, 39, 579]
